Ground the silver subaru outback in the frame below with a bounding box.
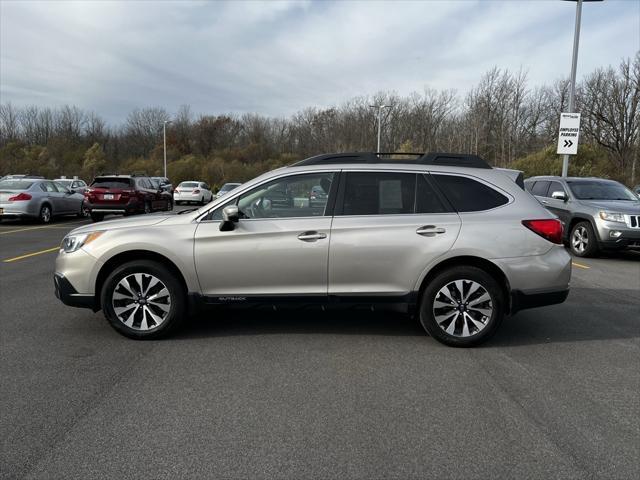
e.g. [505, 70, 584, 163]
[54, 153, 571, 347]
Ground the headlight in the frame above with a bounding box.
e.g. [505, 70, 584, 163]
[61, 231, 104, 253]
[599, 211, 626, 223]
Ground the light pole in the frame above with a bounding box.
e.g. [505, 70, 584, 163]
[561, 0, 602, 177]
[369, 104, 392, 154]
[163, 120, 172, 178]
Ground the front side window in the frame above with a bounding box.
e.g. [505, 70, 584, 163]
[208, 173, 335, 220]
[547, 181, 566, 198]
[432, 174, 509, 212]
[531, 181, 550, 197]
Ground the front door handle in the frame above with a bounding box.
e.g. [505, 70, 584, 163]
[416, 225, 446, 237]
[541, 200, 548, 204]
[297, 231, 327, 242]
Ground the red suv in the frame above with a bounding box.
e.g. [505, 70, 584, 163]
[84, 175, 173, 222]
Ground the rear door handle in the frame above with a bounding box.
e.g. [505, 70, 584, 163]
[297, 231, 327, 242]
[416, 225, 446, 237]
[541, 200, 548, 204]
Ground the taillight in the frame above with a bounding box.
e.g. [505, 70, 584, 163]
[193, 189, 200, 194]
[174, 189, 180, 194]
[522, 219, 563, 244]
[8, 192, 32, 201]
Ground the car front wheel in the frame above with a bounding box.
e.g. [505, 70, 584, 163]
[101, 260, 186, 339]
[419, 266, 504, 347]
[570, 221, 598, 257]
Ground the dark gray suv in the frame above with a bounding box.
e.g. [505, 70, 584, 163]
[525, 176, 640, 257]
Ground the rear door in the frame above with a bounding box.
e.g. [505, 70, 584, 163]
[41, 181, 65, 213]
[328, 171, 461, 297]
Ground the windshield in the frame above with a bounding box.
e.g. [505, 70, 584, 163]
[91, 178, 133, 189]
[219, 183, 240, 192]
[567, 181, 638, 201]
[0, 180, 33, 190]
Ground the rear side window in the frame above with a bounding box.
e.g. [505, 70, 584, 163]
[342, 172, 415, 215]
[432, 175, 509, 212]
[531, 181, 550, 197]
[91, 178, 133, 189]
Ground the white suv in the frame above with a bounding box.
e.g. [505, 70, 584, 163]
[54, 153, 571, 347]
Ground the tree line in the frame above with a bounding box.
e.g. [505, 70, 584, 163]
[1, 53, 638, 188]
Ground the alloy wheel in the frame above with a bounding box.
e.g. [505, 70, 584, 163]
[432, 279, 493, 337]
[111, 273, 171, 331]
[40, 206, 51, 223]
[571, 226, 588, 254]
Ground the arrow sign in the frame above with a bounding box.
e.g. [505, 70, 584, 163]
[557, 113, 580, 155]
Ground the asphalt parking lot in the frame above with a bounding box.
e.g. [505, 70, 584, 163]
[1, 210, 639, 480]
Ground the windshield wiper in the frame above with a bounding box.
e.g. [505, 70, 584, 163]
[177, 207, 199, 214]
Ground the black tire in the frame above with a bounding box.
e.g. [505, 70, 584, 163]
[39, 204, 52, 224]
[143, 201, 151, 214]
[200, 196, 205, 205]
[166, 199, 173, 211]
[101, 260, 187, 339]
[419, 266, 504, 347]
[78, 202, 89, 218]
[175, 201, 181, 206]
[90, 212, 104, 222]
[569, 221, 598, 257]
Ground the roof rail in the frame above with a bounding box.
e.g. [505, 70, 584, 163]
[291, 152, 492, 169]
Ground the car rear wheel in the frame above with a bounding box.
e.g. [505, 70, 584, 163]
[90, 212, 104, 222]
[39, 204, 52, 224]
[144, 201, 151, 214]
[570, 221, 598, 257]
[101, 260, 186, 339]
[419, 266, 504, 347]
[166, 199, 173, 211]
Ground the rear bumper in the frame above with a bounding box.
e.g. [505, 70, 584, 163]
[510, 288, 569, 314]
[54, 273, 97, 310]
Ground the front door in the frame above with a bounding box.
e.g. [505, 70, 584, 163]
[328, 171, 461, 296]
[194, 171, 337, 298]
[544, 180, 572, 229]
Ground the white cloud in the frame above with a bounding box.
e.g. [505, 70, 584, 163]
[1, 0, 637, 123]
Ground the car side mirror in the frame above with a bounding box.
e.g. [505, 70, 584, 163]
[551, 191, 568, 202]
[66, 189, 74, 195]
[219, 205, 240, 231]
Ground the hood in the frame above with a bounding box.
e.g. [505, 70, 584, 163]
[70, 213, 173, 235]
[578, 199, 640, 214]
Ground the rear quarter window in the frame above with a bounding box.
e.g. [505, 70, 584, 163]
[432, 174, 509, 212]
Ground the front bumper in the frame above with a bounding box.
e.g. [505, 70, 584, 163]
[54, 273, 97, 310]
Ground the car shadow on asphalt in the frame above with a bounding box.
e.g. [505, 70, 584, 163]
[174, 287, 639, 346]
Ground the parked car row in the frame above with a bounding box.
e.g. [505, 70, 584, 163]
[0, 172, 246, 223]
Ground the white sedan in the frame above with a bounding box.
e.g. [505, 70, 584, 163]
[173, 181, 214, 205]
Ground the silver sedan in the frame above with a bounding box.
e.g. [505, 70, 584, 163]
[0, 179, 87, 223]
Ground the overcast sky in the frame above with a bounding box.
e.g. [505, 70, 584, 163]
[1, 0, 638, 123]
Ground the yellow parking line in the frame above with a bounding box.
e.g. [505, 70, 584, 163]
[0, 221, 87, 235]
[3, 246, 60, 263]
[572, 261, 590, 269]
